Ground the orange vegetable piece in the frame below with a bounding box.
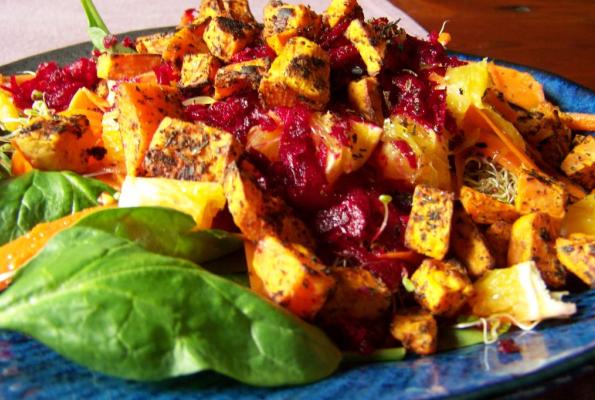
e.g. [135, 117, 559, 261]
[561, 112, 595, 132]
[488, 63, 546, 110]
[11, 148, 34, 176]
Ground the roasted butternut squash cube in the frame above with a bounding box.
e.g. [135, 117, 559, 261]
[135, 32, 173, 55]
[115, 83, 183, 176]
[344, 19, 385, 76]
[224, 160, 315, 247]
[263, 1, 322, 54]
[556, 234, 595, 287]
[459, 185, 520, 225]
[484, 221, 513, 268]
[451, 208, 495, 278]
[410, 259, 474, 317]
[96, 53, 162, 80]
[12, 115, 98, 173]
[404, 185, 455, 260]
[252, 235, 335, 319]
[214, 57, 270, 99]
[203, 16, 256, 62]
[179, 53, 220, 90]
[347, 76, 384, 126]
[514, 169, 567, 220]
[259, 37, 330, 110]
[163, 26, 209, 69]
[195, 0, 255, 24]
[561, 135, 595, 191]
[390, 308, 438, 355]
[508, 212, 566, 288]
[320, 267, 391, 321]
[141, 117, 241, 182]
[324, 0, 360, 28]
[101, 109, 124, 168]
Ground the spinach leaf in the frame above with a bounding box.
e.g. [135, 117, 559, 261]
[74, 207, 243, 264]
[0, 170, 114, 245]
[0, 226, 341, 385]
[80, 0, 134, 53]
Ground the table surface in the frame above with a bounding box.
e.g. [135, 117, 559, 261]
[390, 0, 595, 90]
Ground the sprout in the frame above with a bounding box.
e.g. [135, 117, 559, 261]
[402, 275, 415, 293]
[371, 194, 393, 242]
[463, 156, 517, 204]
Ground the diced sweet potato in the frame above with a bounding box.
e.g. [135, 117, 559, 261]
[508, 212, 566, 288]
[203, 16, 257, 62]
[179, 53, 220, 90]
[390, 308, 438, 355]
[214, 57, 270, 99]
[96, 53, 162, 80]
[556, 234, 595, 287]
[344, 19, 385, 76]
[141, 117, 241, 182]
[451, 208, 495, 278]
[101, 109, 124, 169]
[514, 169, 567, 220]
[484, 221, 513, 268]
[561, 135, 595, 191]
[404, 185, 455, 260]
[259, 37, 330, 110]
[252, 235, 335, 319]
[115, 83, 183, 176]
[324, 0, 359, 28]
[163, 26, 209, 69]
[223, 160, 315, 247]
[410, 259, 474, 317]
[347, 76, 384, 126]
[263, 1, 322, 54]
[488, 63, 546, 111]
[459, 185, 520, 225]
[135, 32, 173, 55]
[319, 267, 391, 321]
[195, 0, 255, 24]
[12, 115, 98, 173]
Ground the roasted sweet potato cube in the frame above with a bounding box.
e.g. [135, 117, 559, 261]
[324, 0, 360, 28]
[404, 185, 455, 260]
[514, 169, 567, 220]
[459, 186, 520, 225]
[203, 16, 256, 62]
[179, 53, 220, 90]
[344, 19, 386, 76]
[252, 235, 335, 319]
[556, 234, 595, 287]
[214, 57, 270, 99]
[263, 1, 322, 54]
[390, 308, 438, 355]
[96, 53, 162, 80]
[259, 37, 330, 110]
[163, 26, 209, 69]
[561, 135, 595, 191]
[224, 160, 315, 247]
[348, 76, 384, 125]
[141, 117, 241, 182]
[508, 212, 566, 288]
[319, 267, 391, 321]
[411, 259, 474, 317]
[12, 115, 98, 173]
[115, 83, 183, 176]
[451, 208, 495, 278]
[135, 32, 173, 55]
[484, 221, 513, 268]
[195, 0, 255, 24]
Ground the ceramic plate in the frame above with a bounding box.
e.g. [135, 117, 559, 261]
[1, 34, 594, 400]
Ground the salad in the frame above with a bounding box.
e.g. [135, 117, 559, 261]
[0, 0, 594, 387]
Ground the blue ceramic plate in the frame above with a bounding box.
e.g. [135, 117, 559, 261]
[1, 38, 594, 399]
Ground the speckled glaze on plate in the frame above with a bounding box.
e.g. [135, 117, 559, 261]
[0, 37, 594, 399]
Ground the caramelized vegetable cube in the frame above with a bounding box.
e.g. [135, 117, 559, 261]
[561, 135, 595, 191]
[263, 1, 322, 54]
[347, 76, 384, 125]
[484, 221, 513, 268]
[459, 186, 520, 225]
[214, 57, 270, 99]
[224, 160, 315, 247]
[259, 37, 330, 110]
[179, 53, 220, 90]
[96, 54, 162, 80]
[514, 169, 567, 220]
[508, 212, 566, 288]
[344, 19, 385, 76]
[203, 16, 256, 62]
[252, 235, 335, 319]
[451, 208, 495, 278]
[141, 117, 241, 182]
[163, 26, 209, 69]
[556, 234, 595, 287]
[390, 308, 438, 355]
[324, 0, 360, 28]
[410, 259, 474, 317]
[195, 0, 255, 24]
[135, 32, 173, 55]
[404, 185, 455, 260]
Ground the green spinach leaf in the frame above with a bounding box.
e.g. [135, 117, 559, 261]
[0, 170, 114, 245]
[0, 226, 341, 385]
[80, 0, 134, 53]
